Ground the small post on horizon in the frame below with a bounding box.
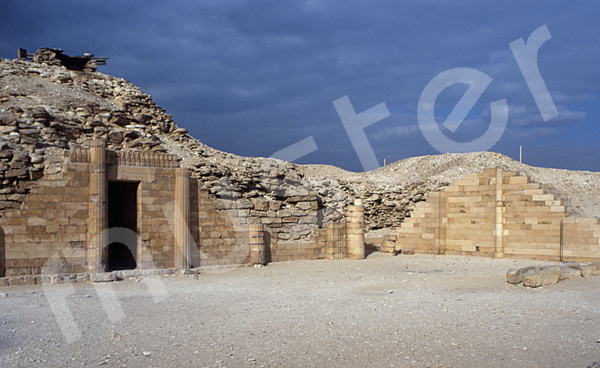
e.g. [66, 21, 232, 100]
[520, 146, 522, 163]
[383, 158, 386, 167]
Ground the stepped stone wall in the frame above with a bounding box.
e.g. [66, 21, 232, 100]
[396, 168, 600, 262]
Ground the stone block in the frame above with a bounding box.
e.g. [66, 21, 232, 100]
[90, 273, 117, 282]
[576, 218, 600, 225]
[522, 266, 561, 288]
[572, 264, 595, 277]
[509, 176, 529, 184]
[252, 199, 269, 211]
[559, 266, 581, 280]
[76, 273, 89, 283]
[8, 276, 36, 286]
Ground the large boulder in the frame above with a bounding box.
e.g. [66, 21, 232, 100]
[522, 266, 561, 288]
[559, 266, 581, 280]
[565, 263, 596, 277]
[506, 266, 541, 284]
[593, 261, 600, 276]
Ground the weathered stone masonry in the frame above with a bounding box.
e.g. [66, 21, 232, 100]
[0, 140, 181, 277]
[0, 141, 368, 279]
[396, 168, 600, 262]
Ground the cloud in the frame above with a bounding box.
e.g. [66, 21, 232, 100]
[507, 105, 586, 127]
[1, 1, 599, 172]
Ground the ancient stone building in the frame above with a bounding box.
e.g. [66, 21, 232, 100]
[395, 168, 600, 262]
[2, 51, 599, 285]
[0, 139, 366, 280]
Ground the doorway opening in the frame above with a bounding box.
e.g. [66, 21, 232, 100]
[108, 181, 139, 271]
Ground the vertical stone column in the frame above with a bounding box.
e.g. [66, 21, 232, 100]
[174, 167, 191, 269]
[249, 224, 266, 265]
[346, 199, 365, 259]
[494, 167, 505, 258]
[88, 138, 107, 273]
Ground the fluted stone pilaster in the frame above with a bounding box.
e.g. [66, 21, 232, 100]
[87, 139, 107, 272]
[174, 168, 191, 269]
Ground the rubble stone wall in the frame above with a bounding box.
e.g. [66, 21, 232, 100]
[396, 168, 600, 262]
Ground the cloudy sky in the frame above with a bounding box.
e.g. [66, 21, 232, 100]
[2, 1, 599, 172]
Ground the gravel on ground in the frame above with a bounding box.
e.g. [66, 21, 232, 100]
[1, 253, 600, 368]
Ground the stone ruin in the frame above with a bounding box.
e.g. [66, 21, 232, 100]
[0, 137, 368, 284]
[18, 47, 108, 72]
[1, 48, 600, 286]
[391, 168, 600, 262]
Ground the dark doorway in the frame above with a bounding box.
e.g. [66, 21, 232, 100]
[108, 181, 139, 271]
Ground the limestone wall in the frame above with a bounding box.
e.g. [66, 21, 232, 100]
[0, 148, 180, 276]
[0, 141, 371, 278]
[396, 168, 600, 262]
[0, 160, 90, 276]
[193, 188, 251, 266]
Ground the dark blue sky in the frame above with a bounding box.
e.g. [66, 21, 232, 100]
[2, 1, 599, 172]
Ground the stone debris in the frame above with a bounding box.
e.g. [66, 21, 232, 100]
[508, 262, 600, 287]
[506, 266, 541, 284]
[559, 266, 581, 280]
[522, 266, 561, 288]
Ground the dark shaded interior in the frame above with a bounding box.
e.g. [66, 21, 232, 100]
[108, 181, 139, 271]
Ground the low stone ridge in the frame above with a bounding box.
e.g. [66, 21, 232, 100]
[507, 262, 600, 287]
[0, 269, 180, 286]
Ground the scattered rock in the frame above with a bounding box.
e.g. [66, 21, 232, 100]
[578, 264, 597, 277]
[522, 266, 561, 288]
[560, 266, 581, 280]
[507, 266, 542, 284]
[509, 261, 600, 287]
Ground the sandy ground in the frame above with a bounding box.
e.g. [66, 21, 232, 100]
[1, 253, 600, 368]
